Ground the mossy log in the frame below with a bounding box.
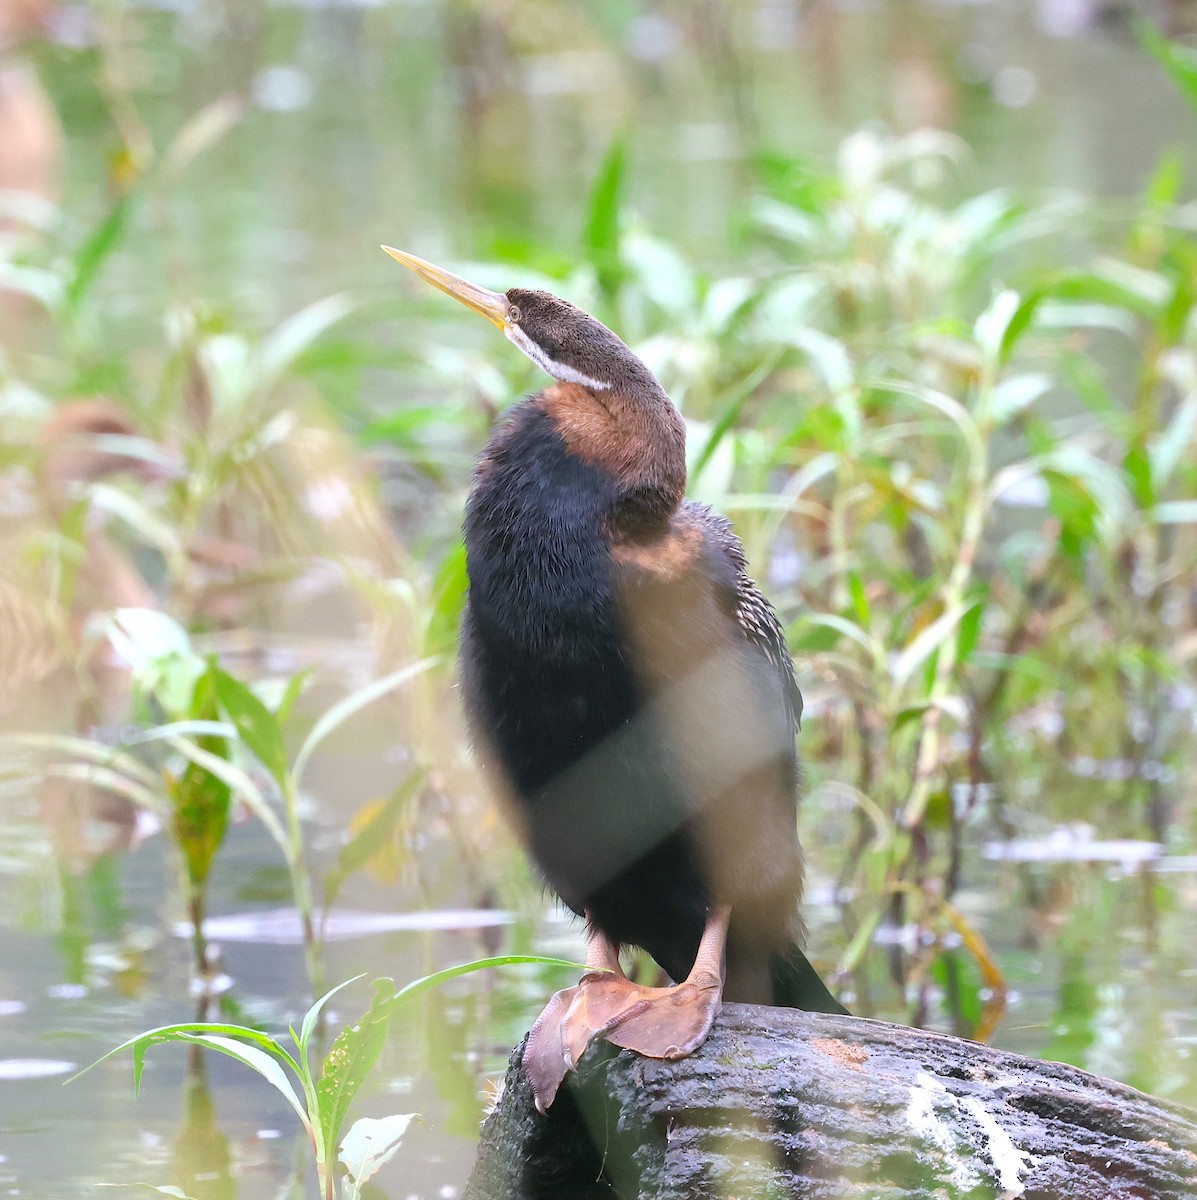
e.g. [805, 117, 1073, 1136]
[463, 1003, 1197, 1200]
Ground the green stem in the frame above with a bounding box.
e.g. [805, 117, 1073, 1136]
[188, 887, 208, 982]
[841, 375, 995, 977]
[282, 779, 325, 1003]
[899, 390, 992, 831]
[827, 462, 851, 615]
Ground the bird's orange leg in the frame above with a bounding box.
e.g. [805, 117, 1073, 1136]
[523, 906, 730, 1111]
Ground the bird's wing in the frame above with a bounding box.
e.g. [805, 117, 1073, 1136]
[684, 502, 804, 736]
[610, 501, 803, 738]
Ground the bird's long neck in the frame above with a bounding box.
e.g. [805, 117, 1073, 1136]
[463, 379, 686, 657]
[539, 380, 687, 539]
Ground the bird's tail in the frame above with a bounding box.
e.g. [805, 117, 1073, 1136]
[770, 944, 848, 1014]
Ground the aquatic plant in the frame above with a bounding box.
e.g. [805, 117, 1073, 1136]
[71, 958, 578, 1200]
[363, 117, 1197, 1031]
[16, 605, 442, 1000]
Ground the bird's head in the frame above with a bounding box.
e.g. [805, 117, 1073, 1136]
[382, 247, 658, 395]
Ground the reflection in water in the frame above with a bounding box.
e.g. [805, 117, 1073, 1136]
[173, 1049, 235, 1200]
[182, 907, 512, 945]
[0, 1059, 75, 1079]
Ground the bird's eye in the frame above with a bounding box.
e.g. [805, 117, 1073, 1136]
[508, 305, 521, 324]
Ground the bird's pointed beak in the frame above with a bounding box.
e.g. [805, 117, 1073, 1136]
[381, 246, 511, 331]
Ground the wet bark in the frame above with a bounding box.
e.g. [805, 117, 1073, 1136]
[464, 1004, 1197, 1200]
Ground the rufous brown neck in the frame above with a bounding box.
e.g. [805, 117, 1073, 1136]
[539, 381, 686, 539]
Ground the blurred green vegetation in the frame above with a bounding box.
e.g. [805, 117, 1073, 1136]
[1, 0, 1196, 1196]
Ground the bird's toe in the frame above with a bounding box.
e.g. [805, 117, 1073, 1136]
[523, 985, 580, 1113]
[599, 976, 722, 1060]
[522, 972, 724, 1110]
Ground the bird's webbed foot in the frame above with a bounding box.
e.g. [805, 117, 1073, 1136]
[522, 907, 729, 1111]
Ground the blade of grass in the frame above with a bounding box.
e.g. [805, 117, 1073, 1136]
[67, 1021, 304, 1086]
[292, 658, 440, 785]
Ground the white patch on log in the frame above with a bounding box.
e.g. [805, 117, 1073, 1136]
[962, 1095, 1039, 1197]
[904, 1072, 983, 1191]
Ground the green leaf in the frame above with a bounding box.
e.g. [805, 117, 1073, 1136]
[996, 293, 1042, 366]
[1135, 18, 1197, 113]
[425, 543, 468, 657]
[299, 974, 367, 1063]
[65, 198, 133, 316]
[256, 293, 356, 390]
[68, 1021, 303, 1089]
[893, 700, 937, 732]
[1045, 470, 1098, 559]
[169, 766, 229, 889]
[692, 349, 785, 481]
[990, 373, 1050, 425]
[873, 381, 982, 461]
[1044, 445, 1134, 539]
[703, 276, 756, 333]
[583, 133, 628, 286]
[339, 1114, 414, 1198]
[275, 668, 313, 726]
[1146, 149, 1185, 209]
[789, 613, 877, 658]
[955, 600, 985, 667]
[168, 734, 286, 849]
[323, 774, 423, 914]
[109, 608, 194, 663]
[316, 980, 399, 1166]
[122, 721, 236, 746]
[1123, 441, 1155, 509]
[386, 955, 585, 1009]
[169, 671, 231, 889]
[293, 658, 440, 785]
[1160, 266, 1195, 346]
[1042, 270, 1162, 318]
[178, 1034, 311, 1133]
[787, 621, 841, 653]
[106, 609, 204, 715]
[791, 328, 853, 396]
[892, 604, 968, 693]
[213, 667, 289, 791]
[88, 483, 182, 558]
[4, 733, 159, 790]
[622, 231, 695, 315]
[974, 289, 1021, 367]
[1152, 352, 1197, 487]
[847, 571, 870, 627]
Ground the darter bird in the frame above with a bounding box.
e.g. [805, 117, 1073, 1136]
[383, 247, 845, 1110]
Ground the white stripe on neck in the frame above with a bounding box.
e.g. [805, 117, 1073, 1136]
[506, 325, 610, 392]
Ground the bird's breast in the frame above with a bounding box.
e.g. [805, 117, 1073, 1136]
[461, 403, 638, 789]
[463, 403, 624, 659]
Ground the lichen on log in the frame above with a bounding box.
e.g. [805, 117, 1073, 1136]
[464, 1004, 1197, 1200]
